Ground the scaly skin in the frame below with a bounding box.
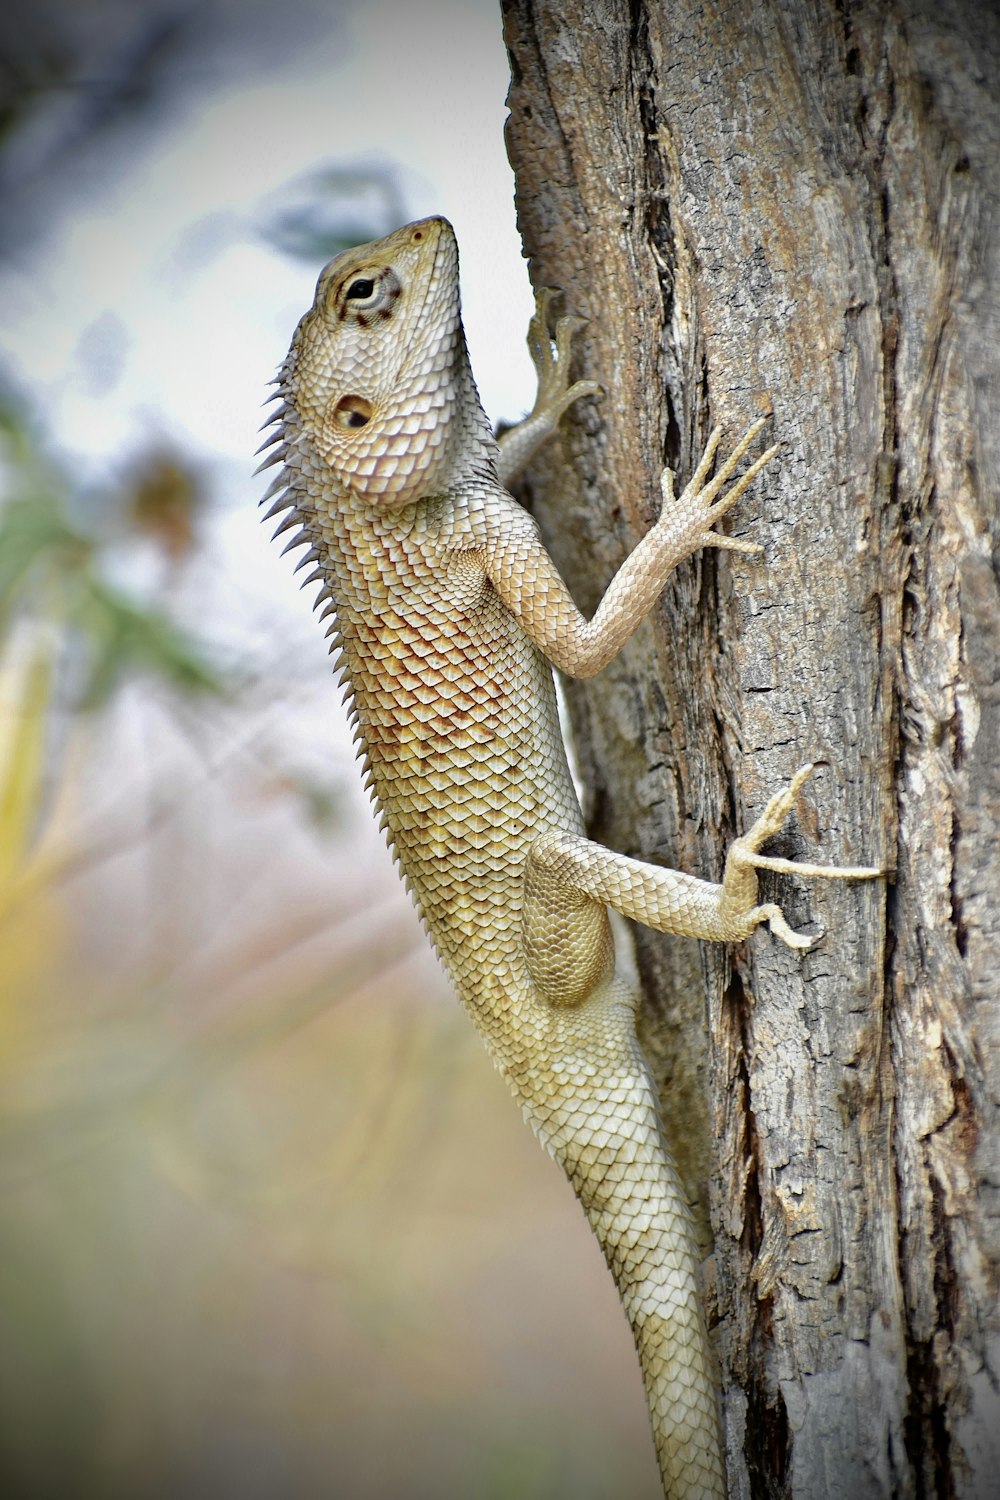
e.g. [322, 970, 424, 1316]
[260, 216, 880, 1499]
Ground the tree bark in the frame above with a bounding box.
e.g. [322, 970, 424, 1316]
[501, 1, 1000, 1495]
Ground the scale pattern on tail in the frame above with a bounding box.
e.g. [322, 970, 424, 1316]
[260, 215, 880, 1499]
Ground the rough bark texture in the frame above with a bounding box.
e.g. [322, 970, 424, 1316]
[501, 1, 1000, 1495]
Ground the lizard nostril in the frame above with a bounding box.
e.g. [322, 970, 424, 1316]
[332, 395, 373, 430]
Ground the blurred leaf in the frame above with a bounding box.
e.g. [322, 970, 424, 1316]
[258, 162, 406, 262]
[260, 767, 344, 831]
[0, 492, 91, 626]
[0, 403, 224, 708]
[73, 579, 225, 707]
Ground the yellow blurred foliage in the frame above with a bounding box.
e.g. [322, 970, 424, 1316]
[0, 427, 658, 1499]
[0, 643, 66, 1061]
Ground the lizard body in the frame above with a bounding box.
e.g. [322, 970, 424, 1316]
[260, 216, 879, 1499]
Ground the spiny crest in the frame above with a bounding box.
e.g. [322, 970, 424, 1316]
[253, 398, 291, 476]
[257, 364, 336, 652]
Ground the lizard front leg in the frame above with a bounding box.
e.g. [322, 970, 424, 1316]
[487, 421, 777, 678]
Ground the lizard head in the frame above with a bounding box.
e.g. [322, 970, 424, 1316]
[285, 215, 494, 507]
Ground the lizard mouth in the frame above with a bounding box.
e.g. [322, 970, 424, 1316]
[405, 216, 452, 334]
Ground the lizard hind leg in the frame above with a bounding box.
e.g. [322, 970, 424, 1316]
[523, 770, 881, 955]
[523, 827, 737, 955]
[520, 836, 617, 1005]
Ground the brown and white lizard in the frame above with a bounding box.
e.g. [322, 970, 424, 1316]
[258, 215, 879, 1500]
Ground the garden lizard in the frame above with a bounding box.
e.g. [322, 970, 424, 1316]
[259, 215, 880, 1500]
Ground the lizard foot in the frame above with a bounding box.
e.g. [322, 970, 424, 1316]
[526, 286, 602, 428]
[659, 418, 779, 558]
[495, 288, 600, 488]
[724, 764, 882, 950]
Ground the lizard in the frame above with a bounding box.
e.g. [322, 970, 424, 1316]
[257, 215, 880, 1500]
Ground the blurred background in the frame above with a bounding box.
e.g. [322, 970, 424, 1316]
[0, 2, 661, 1495]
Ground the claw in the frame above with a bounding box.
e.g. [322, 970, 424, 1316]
[760, 905, 820, 950]
[743, 763, 819, 853]
[496, 289, 599, 486]
[696, 432, 779, 517]
[553, 313, 586, 365]
[526, 288, 557, 366]
[725, 765, 881, 951]
[687, 425, 724, 496]
[706, 533, 763, 557]
[738, 764, 882, 879]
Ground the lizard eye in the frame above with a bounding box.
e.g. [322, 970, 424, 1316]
[334, 267, 401, 324]
[332, 395, 373, 431]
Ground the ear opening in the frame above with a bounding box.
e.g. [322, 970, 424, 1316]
[333, 395, 373, 430]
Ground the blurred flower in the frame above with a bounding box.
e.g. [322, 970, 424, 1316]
[122, 445, 204, 563]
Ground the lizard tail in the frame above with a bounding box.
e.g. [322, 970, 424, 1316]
[518, 1026, 727, 1500]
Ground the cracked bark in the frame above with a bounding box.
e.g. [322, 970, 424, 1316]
[501, 1, 1000, 1496]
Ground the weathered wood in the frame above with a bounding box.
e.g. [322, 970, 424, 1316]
[501, 1, 1000, 1493]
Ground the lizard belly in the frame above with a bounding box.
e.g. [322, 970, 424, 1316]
[341, 586, 584, 988]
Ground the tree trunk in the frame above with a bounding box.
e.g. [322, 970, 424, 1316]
[500, 1, 1000, 1495]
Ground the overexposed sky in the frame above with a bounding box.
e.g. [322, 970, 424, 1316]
[0, 0, 548, 861]
[0, 0, 535, 481]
